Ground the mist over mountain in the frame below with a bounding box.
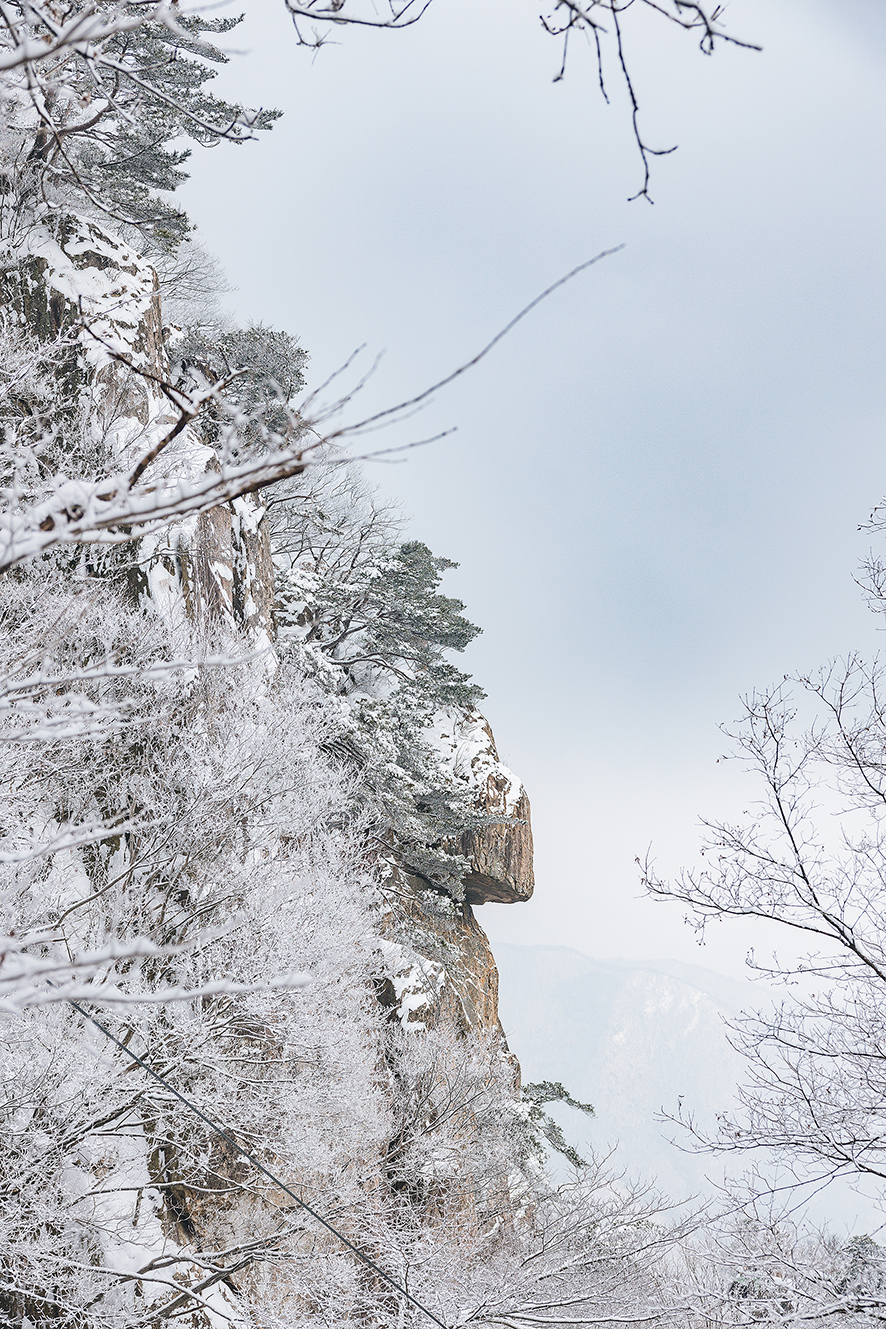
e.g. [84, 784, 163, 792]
[495, 943, 880, 1233]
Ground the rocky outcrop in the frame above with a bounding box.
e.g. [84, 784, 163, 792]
[461, 784, 534, 905]
[374, 710, 535, 1067]
[380, 871, 509, 1038]
[177, 482, 276, 644]
[232, 495, 277, 640]
[0, 214, 168, 434]
[430, 708, 535, 905]
[179, 487, 236, 623]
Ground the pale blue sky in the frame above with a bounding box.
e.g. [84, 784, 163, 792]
[181, 0, 886, 977]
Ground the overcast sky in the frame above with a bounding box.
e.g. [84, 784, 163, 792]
[181, 0, 886, 980]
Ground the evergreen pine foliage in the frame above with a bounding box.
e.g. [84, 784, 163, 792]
[0, 7, 279, 244]
[268, 465, 490, 893]
[279, 536, 483, 705]
[171, 321, 310, 450]
[521, 1080, 596, 1171]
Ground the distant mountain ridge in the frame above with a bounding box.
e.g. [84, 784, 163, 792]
[493, 943, 876, 1230]
[494, 943, 753, 1200]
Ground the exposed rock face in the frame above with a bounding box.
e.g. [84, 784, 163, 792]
[1, 215, 168, 434]
[381, 871, 510, 1038]
[0, 213, 277, 650]
[177, 482, 276, 644]
[374, 709, 535, 1053]
[232, 495, 277, 639]
[461, 785, 534, 905]
[431, 708, 535, 905]
[180, 488, 237, 623]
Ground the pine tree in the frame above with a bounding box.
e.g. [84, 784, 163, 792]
[0, 6, 279, 245]
[171, 321, 310, 453]
[269, 465, 491, 892]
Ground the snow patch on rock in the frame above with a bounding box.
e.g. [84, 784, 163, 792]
[427, 706, 524, 816]
[379, 937, 446, 1030]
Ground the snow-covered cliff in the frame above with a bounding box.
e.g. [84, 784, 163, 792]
[0, 211, 539, 1327]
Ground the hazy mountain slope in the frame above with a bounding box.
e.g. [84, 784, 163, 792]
[494, 943, 878, 1230]
[495, 944, 750, 1199]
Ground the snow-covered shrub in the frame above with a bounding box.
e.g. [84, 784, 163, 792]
[0, 554, 395, 1324]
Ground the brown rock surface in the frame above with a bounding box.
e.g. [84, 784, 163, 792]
[433, 709, 535, 906]
[461, 787, 534, 905]
[232, 494, 278, 641]
[380, 869, 518, 1078]
[180, 484, 236, 623]
[379, 709, 536, 1053]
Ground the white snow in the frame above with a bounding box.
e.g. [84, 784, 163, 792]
[378, 937, 447, 1030]
[426, 706, 525, 815]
